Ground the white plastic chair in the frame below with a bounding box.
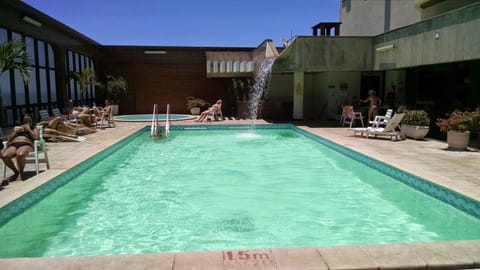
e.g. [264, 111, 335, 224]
[99, 109, 116, 128]
[370, 109, 393, 128]
[341, 106, 364, 128]
[3, 126, 50, 176]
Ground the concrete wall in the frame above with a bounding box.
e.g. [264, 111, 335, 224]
[310, 72, 362, 120]
[267, 71, 363, 120]
[374, 3, 480, 70]
[419, 0, 479, 20]
[273, 37, 374, 73]
[340, 0, 420, 36]
[390, 0, 422, 30]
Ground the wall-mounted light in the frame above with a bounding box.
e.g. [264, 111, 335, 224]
[22, 16, 42, 27]
[144, 50, 167, 54]
[375, 44, 395, 52]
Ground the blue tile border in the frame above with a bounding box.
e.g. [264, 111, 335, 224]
[1, 124, 479, 228]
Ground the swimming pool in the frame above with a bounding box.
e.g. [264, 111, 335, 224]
[114, 114, 195, 122]
[0, 125, 479, 258]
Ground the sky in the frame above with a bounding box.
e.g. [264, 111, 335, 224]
[22, 0, 341, 47]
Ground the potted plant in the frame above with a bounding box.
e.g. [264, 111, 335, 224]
[436, 110, 479, 150]
[400, 109, 431, 139]
[106, 75, 128, 115]
[186, 96, 210, 115]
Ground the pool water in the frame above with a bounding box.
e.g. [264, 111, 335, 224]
[0, 128, 479, 258]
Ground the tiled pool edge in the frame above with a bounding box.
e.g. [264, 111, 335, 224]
[0, 129, 145, 227]
[0, 123, 478, 269]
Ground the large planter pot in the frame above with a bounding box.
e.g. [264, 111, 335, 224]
[447, 131, 470, 150]
[190, 107, 201, 115]
[400, 124, 430, 139]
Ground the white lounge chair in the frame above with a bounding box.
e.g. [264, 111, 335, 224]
[350, 113, 406, 141]
[369, 109, 393, 127]
[43, 134, 87, 142]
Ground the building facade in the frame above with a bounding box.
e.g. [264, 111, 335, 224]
[0, 0, 479, 134]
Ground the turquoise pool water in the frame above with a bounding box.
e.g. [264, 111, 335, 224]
[0, 126, 479, 258]
[114, 114, 195, 121]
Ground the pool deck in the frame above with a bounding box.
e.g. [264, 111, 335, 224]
[1, 118, 479, 269]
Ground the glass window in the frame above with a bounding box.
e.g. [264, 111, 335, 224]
[68, 50, 74, 71]
[49, 70, 56, 102]
[28, 71, 38, 104]
[47, 44, 55, 68]
[39, 68, 48, 103]
[37, 41, 46, 67]
[14, 70, 26, 105]
[80, 55, 85, 69]
[0, 71, 12, 106]
[0, 28, 7, 42]
[25, 37, 36, 64]
[65, 50, 96, 103]
[12, 32, 21, 41]
[69, 79, 76, 100]
[75, 53, 80, 71]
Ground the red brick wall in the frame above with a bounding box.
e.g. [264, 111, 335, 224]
[99, 46, 243, 116]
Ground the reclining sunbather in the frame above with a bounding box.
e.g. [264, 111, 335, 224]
[38, 117, 96, 137]
[64, 100, 102, 127]
[195, 99, 222, 122]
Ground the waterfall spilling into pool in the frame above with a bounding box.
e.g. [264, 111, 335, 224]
[248, 58, 275, 127]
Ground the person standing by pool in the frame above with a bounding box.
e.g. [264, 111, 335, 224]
[361, 90, 381, 122]
[1, 115, 40, 182]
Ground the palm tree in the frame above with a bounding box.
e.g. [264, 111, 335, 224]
[0, 39, 31, 126]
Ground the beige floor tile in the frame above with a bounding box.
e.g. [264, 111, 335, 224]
[174, 250, 224, 269]
[271, 247, 327, 270]
[408, 242, 475, 268]
[122, 253, 175, 270]
[317, 245, 378, 270]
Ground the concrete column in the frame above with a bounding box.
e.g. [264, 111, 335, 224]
[293, 71, 304, 119]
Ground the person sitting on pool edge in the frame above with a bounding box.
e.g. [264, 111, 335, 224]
[1, 115, 40, 182]
[195, 99, 222, 122]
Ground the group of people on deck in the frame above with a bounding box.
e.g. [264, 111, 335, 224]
[0, 100, 112, 187]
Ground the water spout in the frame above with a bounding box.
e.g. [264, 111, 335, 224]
[248, 58, 275, 126]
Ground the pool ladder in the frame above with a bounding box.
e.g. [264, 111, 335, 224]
[151, 104, 170, 137]
[165, 104, 170, 137]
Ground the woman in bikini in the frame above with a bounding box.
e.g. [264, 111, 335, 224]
[2, 115, 40, 181]
[195, 99, 222, 122]
[361, 90, 381, 122]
